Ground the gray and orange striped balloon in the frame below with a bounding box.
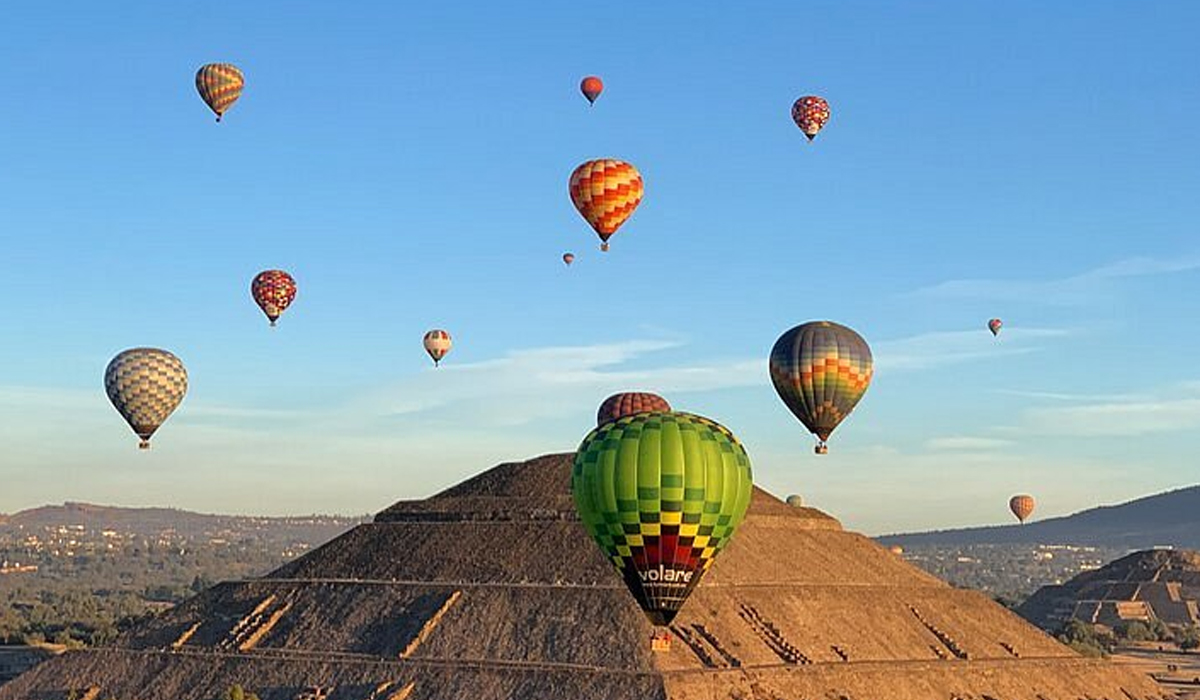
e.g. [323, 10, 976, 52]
[195, 63, 245, 122]
[769, 321, 873, 453]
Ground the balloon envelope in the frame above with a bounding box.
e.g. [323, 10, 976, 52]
[562, 252, 575, 266]
[572, 412, 753, 626]
[785, 494, 803, 508]
[791, 95, 831, 141]
[769, 321, 873, 451]
[1009, 494, 1036, 523]
[569, 159, 643, 251]
[251, 270, 297, 326]
[195, 63, 244, 122]
[580, 76, 604, 104]
[596, 392, 671, 426]
[104, 348, 188, 449]
[988, 318, 1003, 336]
[423, 329, 452, 366]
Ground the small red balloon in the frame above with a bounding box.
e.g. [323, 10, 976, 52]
[581, 76, 604, 105]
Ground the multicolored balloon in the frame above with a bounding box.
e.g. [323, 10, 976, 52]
[195, 63, 245, 122]
[791, 95, 830, 141]
[563, 252, 575, 266]
[769, 321, 873, 454]
[104, 348, 188, 450]
[988, 318, 1003, 337]
[1009, 494, 1036, 524]
[423, 329, 452, 367]
[572, 411, 753, 626]
[580, 76, 604, 105]
[569, 159, 644, 252]
[596, 392, 671, 426]
[251, 270, 297, 327]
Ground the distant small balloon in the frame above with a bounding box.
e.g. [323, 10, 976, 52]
[580, 76, 604, 105]
[195, 63, 244, 122]
[563, 252, 575, 266]
[889, 545, 904, 555]
[785, 494, 804, 508]
[1009, 494, 1036, 524]
[251, 270, 297, 327]
[791, 95, 830, 141]
[596, 392, 671, 426]
[423, 329, 452, 367]
[988, 318, 1003, 337]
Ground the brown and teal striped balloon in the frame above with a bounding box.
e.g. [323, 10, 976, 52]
[195, 63, 244, 122]
[769, 321, 873, 453]
[572, 411, 753, 626]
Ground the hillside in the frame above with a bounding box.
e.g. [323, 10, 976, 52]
[0, 502, 364, 542]
[879, 485, 1200, 549]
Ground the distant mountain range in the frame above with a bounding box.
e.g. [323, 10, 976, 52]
[0, 502, 368, 542]
[878, 485, 1200, 550]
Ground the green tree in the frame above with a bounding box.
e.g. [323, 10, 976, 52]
[1148, 619, 1173, 642]
[1123, 621, 1155, 642]
[1058, 619, 1110, 657]
[1179, 626, 1200, 651]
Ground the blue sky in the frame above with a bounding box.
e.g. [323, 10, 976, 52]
[1, 1, 1199, 534]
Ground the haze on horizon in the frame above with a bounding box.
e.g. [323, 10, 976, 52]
[1, 1, 1198, 535]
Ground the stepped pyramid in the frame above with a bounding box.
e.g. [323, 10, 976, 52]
[1, 454, 1166, 700]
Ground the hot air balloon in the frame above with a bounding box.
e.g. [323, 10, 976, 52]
[791, 95, 830, 141]
[104, 348, 188, 450]
[195, 63, 245, 122]
[596, 392, 671, 426]
[569, 159, 643, 252]
[785, 494, 804, 508]
[1009, 494, 1036, 524]
[769, 321, 873, 454]
[251, 270, 297, 327]
[580, 76, 604, 105]
[563, 252, 575, 266]
[572, 411, 753, 626]
[423, 329, 452, 367]
[988, 318, 1003, 337]
[889, 545, 904, 555]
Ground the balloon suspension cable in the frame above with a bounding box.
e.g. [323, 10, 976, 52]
[138, 440, 151, 451]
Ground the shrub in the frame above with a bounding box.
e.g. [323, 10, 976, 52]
[1123, 621, 1155, 642]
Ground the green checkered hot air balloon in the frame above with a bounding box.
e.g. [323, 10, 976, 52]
[572, 411, 754, 626]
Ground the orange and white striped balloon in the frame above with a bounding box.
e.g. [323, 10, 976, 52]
[195, 63, 245, 122]
[423, 329, 452, 367]
[568, 159, 643, 252]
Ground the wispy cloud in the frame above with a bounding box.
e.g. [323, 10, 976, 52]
[354, 339, 762, 425]
[908, 255, 1200, 305]
[924, 436, 1013, 451]
[873, 327, 1070, 371]
[1022, 396, 1200, 437]
[992, 388, 1151, 402]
